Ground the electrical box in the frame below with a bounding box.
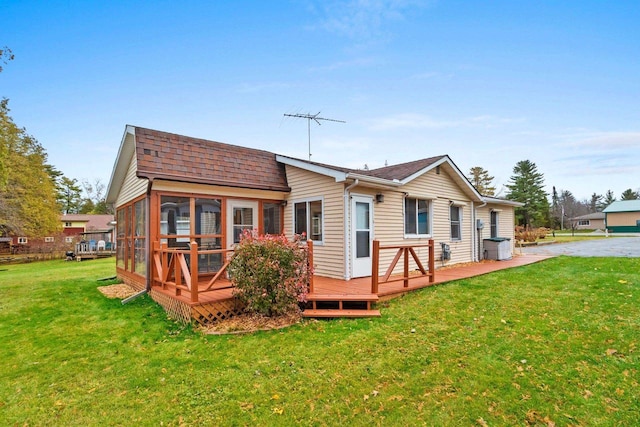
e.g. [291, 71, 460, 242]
[440, 242, 451, 261]
[476, 219, 484, 230]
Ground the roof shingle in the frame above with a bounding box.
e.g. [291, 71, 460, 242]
[133, 127, 290, 192]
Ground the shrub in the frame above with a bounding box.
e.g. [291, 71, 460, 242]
[229, 230, 310, 317]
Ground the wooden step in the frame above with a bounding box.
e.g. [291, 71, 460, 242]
[302, 309, 381, 318]
[307, 293, 379, 302]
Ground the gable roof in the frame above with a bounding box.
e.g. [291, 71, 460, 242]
[603, 200, 640, 213]
[107, 126, 290, 203]
[276, 154, 484, 202]
[570, 212, 605, 220]
[134, 127, 289, 191]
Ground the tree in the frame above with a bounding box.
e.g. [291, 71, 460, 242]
[58, 176, 83, 213]
[0, 99, 60, 237]
[620, 188, 639, 201]
[81, 178, 112, 214]
[0, 46, 14, 73]
[602, 190, 616, 209]
[589, 193, 603, 213]
[467, 166, 496, 196]
[506, 160, 550, 227]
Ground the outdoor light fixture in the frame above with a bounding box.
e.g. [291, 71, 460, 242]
[375, 193, 384, 203]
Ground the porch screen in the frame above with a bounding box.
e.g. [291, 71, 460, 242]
[159, 196, 223, 274]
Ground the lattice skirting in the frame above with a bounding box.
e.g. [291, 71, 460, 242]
[149, 289, 193, 324]
[191, 299, 245, 326]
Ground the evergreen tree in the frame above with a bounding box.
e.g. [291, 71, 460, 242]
[506, 160, 550, 227]
[467, 166, 496, 196]
[620, 188, 639, 200]
[589, 193, 603, 212]
[58, 176, 83, 213]
[602, 190, 616, 209]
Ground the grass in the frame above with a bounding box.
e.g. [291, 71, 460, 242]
[1, 257, 638, 425]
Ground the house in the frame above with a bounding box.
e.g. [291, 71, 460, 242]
[61, 214, 116, 246]
[603, 200, 640, 233]
[569, 212, 606, 230]
[106, 126, 521, 321]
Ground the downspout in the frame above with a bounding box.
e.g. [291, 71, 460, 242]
[343, 179, 359, 280]
[145, 178, 153, 292]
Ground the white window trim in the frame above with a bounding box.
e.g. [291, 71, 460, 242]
[450, 205, 463, 241]
[292, 197, 325, 245]
[18, 237, 28, 244]
[403, 197, 433, 239]
[44, 236, 55, 243]
[490, 211, 499, 238]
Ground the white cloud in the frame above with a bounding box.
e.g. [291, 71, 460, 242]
[310, 0, 430, 40]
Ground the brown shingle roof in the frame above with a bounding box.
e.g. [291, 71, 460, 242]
[363, 156, 445, 181]
[134, 127, 290, 192]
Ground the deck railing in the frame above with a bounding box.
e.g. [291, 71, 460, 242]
[152, 239, 315, 303]
[152, 241, 234, 303]
[371, 240, 435, 294]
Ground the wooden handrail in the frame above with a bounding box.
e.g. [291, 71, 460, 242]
[371, 240, 435, 294]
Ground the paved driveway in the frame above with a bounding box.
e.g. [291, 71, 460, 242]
[519, 236, 640, 257]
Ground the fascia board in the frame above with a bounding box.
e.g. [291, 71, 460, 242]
[106, 125, 136, 204]
[276, 155, 347, 182]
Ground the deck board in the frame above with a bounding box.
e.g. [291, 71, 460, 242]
[151, 254, 552, 309]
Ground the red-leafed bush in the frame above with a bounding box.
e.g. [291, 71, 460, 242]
[229, 230, 310, 317]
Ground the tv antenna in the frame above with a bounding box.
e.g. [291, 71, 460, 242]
[284, 112, 345, 160]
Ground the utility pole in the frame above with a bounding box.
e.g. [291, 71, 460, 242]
[284, 112, 345, 160]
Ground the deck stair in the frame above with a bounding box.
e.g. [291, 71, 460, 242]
[303, 293, 381, 318]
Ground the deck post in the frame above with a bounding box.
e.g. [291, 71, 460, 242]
[428, 239, 435, 283]
[307, 240, 314, 293]
[403, 247, 409, 288]
[372, 240, 380, 294]
[190, 241, 199, 303]
[152, 241, 159, 286]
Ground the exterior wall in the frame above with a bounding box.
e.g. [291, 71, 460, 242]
[574, 219, 605, 230]
[283, 165, 345, 279]
[606, 212, 640, 232]
[372, 168, 475, 275]
[115, 153, 148, 207]
[476, 204, 517, 258]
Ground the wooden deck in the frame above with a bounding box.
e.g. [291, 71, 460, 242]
[150, 253, 552, 324]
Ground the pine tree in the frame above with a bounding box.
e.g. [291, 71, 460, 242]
[467, 166, 496, 196]
[505, 160, 550, 227]
[620, 188, 640, 200]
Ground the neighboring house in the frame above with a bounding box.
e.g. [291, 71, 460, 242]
[61, 214, 116, 245]
[569, 212, 606, 230]
[106, 126, 521, 293]
[603, 200, 640, 233]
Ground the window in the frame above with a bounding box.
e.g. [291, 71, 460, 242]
[262, 202, 282, 235]
[490, 211, 499, 238]
[64, 222, 72, 227]
[450, 206, 462, 241]
[404, 198, 430, 236]
[578, 220, 590, 226]
[116, 196, 147, 275]
[294, 199, 323, 242]
[44, 237, 55, 243]
[65, 236, 74, 243]
[18, 237, 27, 244]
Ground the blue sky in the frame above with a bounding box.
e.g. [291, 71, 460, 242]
[1, 0, 639, 201]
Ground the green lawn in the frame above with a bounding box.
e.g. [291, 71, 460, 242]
[1, 257, 638, 426]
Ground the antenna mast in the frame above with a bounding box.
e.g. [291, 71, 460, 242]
[284, 112, 346, 160]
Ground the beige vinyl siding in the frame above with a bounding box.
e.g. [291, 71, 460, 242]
[606, 212, 640, 226]
[476, 204, 517, 256]
[115, 154, 147, 207]
[372, 168, 474, 276]
[284, 165, 345, 279]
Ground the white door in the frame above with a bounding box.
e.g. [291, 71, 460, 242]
[227, 200, 258, 248]
[351, 195, 373, 278]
